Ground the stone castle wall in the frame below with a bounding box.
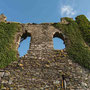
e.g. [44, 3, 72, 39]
[0, 20, 90, 90]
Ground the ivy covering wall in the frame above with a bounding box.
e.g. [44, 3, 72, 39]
[0, 15, 90, 70]
[0, 22, 20, 68]
[53, 15, 90, 69]
[76, 15, 90, 46]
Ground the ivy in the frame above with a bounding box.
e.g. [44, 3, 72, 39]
[0, 22, 20, 68]
[53, 15, 90, 69]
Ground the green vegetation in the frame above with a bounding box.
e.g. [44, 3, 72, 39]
[0, 22, 20, 68]
[76, 15, 90, 46]
[53, 15, 90, 69]
[0, 15, 90, 70]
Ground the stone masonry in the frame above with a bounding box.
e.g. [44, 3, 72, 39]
[0, 14, 7, 22]
[0, 18, 90, 90]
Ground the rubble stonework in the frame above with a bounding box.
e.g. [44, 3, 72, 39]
[0, 21, 90, 90]
[0, 14, 7, 22]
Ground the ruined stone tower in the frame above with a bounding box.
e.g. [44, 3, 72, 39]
[0, 15, 90, 90]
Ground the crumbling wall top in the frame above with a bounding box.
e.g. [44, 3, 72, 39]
[0, 14, 7, 22]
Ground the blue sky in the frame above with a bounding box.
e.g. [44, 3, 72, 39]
[0, 0, 90, 56]
[18, 37, 31, 57]
[1, 0, 90, 23]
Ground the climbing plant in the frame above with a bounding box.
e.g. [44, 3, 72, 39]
[0, 22, 20, 68]
[53, 15, 90, 69]
[76, 15, 90, 46]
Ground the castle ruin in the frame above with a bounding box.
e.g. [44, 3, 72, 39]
[0, 15, 90, 90]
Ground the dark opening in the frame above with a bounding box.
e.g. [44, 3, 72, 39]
[53, 32, 65, 50]
[18, 31, 31, 57]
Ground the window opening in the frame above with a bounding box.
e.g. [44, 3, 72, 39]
[18, 31, 31, 57]
[53, 32, 65, 50]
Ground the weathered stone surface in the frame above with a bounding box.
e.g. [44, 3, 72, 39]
[1, 80, 8, 84]
[4, 71, 10, 77]
[0, 14, 7, 22]
[0, 72, 4, 78]
[0, 23, 90, 90]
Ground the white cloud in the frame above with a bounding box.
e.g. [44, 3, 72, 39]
[61, 5, 76, 17]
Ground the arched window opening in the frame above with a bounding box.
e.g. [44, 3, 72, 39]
[18, 31, 31, 57]
[53, 32, 65, 50]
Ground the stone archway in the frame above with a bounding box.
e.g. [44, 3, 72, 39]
[17, 30, 31, 57]
[53, 32, 65, 50]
